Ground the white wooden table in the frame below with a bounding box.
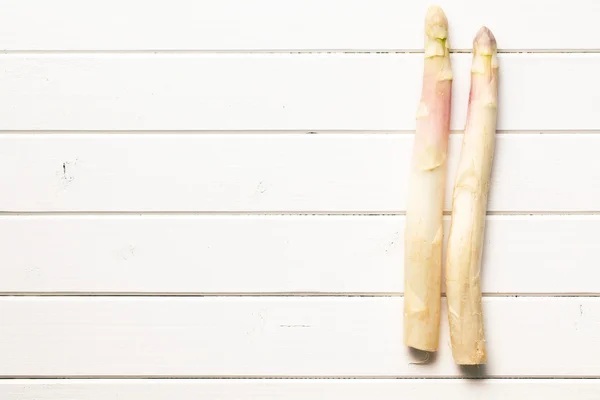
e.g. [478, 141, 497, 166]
[0, 0, 599, 398]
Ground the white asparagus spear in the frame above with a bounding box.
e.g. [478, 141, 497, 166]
[445, 26, 498, 365]
[404, 5, 453, 352]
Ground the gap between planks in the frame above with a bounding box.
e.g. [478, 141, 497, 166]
[1, 211, 600, 216]
[1, 49, 600, 55]
[1, 293, 599, 297]
[1, 375, 599, 380]
[0, 130, 598, 134]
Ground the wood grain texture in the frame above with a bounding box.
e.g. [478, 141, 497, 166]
[0, 54, 597, 130]
[1, 297, 599, 377]
[2, 380, 600, 399]
[0, 0, 597, 50]
[0, 134, 597, 212]
[0, 215, 598, 294]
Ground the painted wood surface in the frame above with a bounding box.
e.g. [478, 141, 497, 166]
[0, 0, 598, 395]
[0, 55, 596, 130]
[1, 297, 599, 377]
[2, 380, 600, 400]
[0, 134, 597, 212]
[0, 215, 597, 294]
[0, 0, 596, 51]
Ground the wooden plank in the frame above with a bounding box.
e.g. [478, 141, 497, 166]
[0, 0, 597, 51]
[0, 215, 598, 294]
[1, 379, 600, 400]
[0, 134, 598, 212]
[0, 54, 597, 131]
[1, 297, 599, 377]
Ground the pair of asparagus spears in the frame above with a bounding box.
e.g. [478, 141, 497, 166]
[404, 6, 498, 365]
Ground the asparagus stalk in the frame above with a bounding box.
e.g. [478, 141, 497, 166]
[445, 26, 498, 365]
[404, 5, 452, 352]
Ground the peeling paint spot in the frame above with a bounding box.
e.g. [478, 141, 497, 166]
[384, 231, 400, 254]
[60, 159, 78, 187]
[255, 181, 267, 195]
[280, 324, 311, 328]
[117, 245, 136, 261]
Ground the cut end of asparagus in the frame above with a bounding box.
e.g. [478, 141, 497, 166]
[425, 6, 448, 40]
[473, 26, 497, 56]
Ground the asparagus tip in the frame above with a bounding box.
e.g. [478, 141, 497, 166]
[425, 6, 448, 40]
[474, 26, 497, 55]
